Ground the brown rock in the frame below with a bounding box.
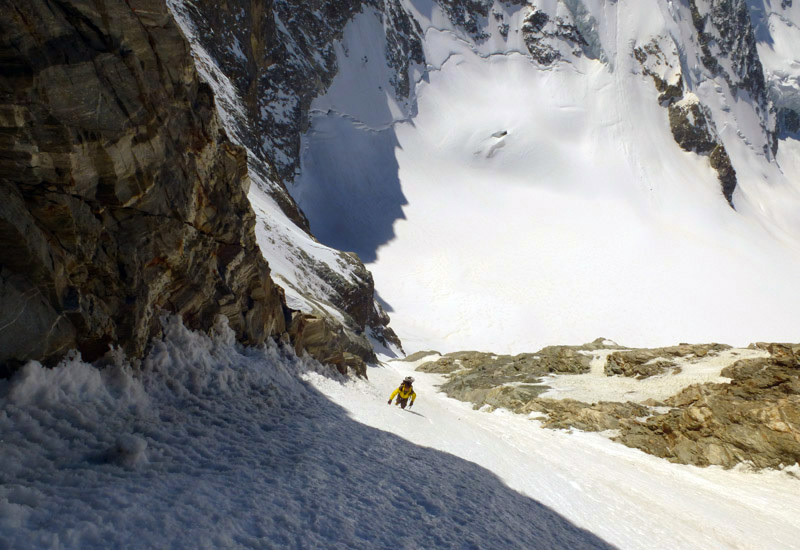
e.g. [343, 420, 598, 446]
[417, 338, 622, 408]
[0, 0, 287, 371]
[616, 346, 800, 469]
[288, 312, 367, 377]
[525, 399, 651, 433]
[423, 339, 800, 470]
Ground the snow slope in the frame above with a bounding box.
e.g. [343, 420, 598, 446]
[312, 357, 800, 550]
[294, 1, 800, 355]
[4, 322, 799, 549]
[7, 2, 800, 548]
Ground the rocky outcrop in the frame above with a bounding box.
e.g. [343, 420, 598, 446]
[617, 343, 800, 469]
[418, 339, 622, 403]
[438, 0, 491, 41]
[667, 100, 717, 154]
[288, 313, 367, 377]
[521, 8, 589, 66]
[605, 343, 730, 379]
[635, 38, 738, 207]
[668, 98, 737, 206]
[423, 340, 800, 469]
[526, 399, 651, 433]
[0, 0, 288, 373]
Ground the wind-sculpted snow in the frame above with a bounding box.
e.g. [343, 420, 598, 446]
[4, 319, 798, 548]
[0, 319, 613, 549]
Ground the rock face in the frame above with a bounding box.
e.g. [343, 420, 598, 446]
[617, 343, 800, 469]
[0, 0, 288, 372]
[417, 339, 622, 406]
[288, 313, 367, 377]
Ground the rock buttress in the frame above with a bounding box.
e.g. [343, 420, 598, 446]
[0, 0, 288, 372]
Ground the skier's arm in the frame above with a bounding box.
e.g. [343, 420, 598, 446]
[389, 388, 399, 400]
[410, 390, 416, 404]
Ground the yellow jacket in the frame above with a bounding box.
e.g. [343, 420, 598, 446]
[390, 385, 416, 403]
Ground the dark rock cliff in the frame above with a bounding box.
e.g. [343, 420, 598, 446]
[0, 0, 288, 372]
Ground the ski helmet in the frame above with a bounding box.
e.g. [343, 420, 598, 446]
[403, 376, 415, 384]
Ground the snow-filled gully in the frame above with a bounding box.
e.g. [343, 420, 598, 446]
[308, 357, 800, 550]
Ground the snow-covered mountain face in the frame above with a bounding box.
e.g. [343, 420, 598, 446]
[167, 0, 411, 364]
[165, 0, 800, 358]
[289, 0, 800, 354]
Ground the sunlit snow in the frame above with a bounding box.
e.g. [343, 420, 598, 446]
[295, 3, 800, 355]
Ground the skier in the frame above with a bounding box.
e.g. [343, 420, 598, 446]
[388, 376, 416, 409]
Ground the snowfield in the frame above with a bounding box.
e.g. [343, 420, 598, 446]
[3, 326, 799, 549]
[294, 3, 800, 355]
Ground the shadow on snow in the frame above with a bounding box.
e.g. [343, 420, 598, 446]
[292, 113, 407, 264]
[1, 369, 616, 549]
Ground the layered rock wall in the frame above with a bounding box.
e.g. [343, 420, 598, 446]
[0, 0, 288, 372]
[618, 344, 800, 469]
